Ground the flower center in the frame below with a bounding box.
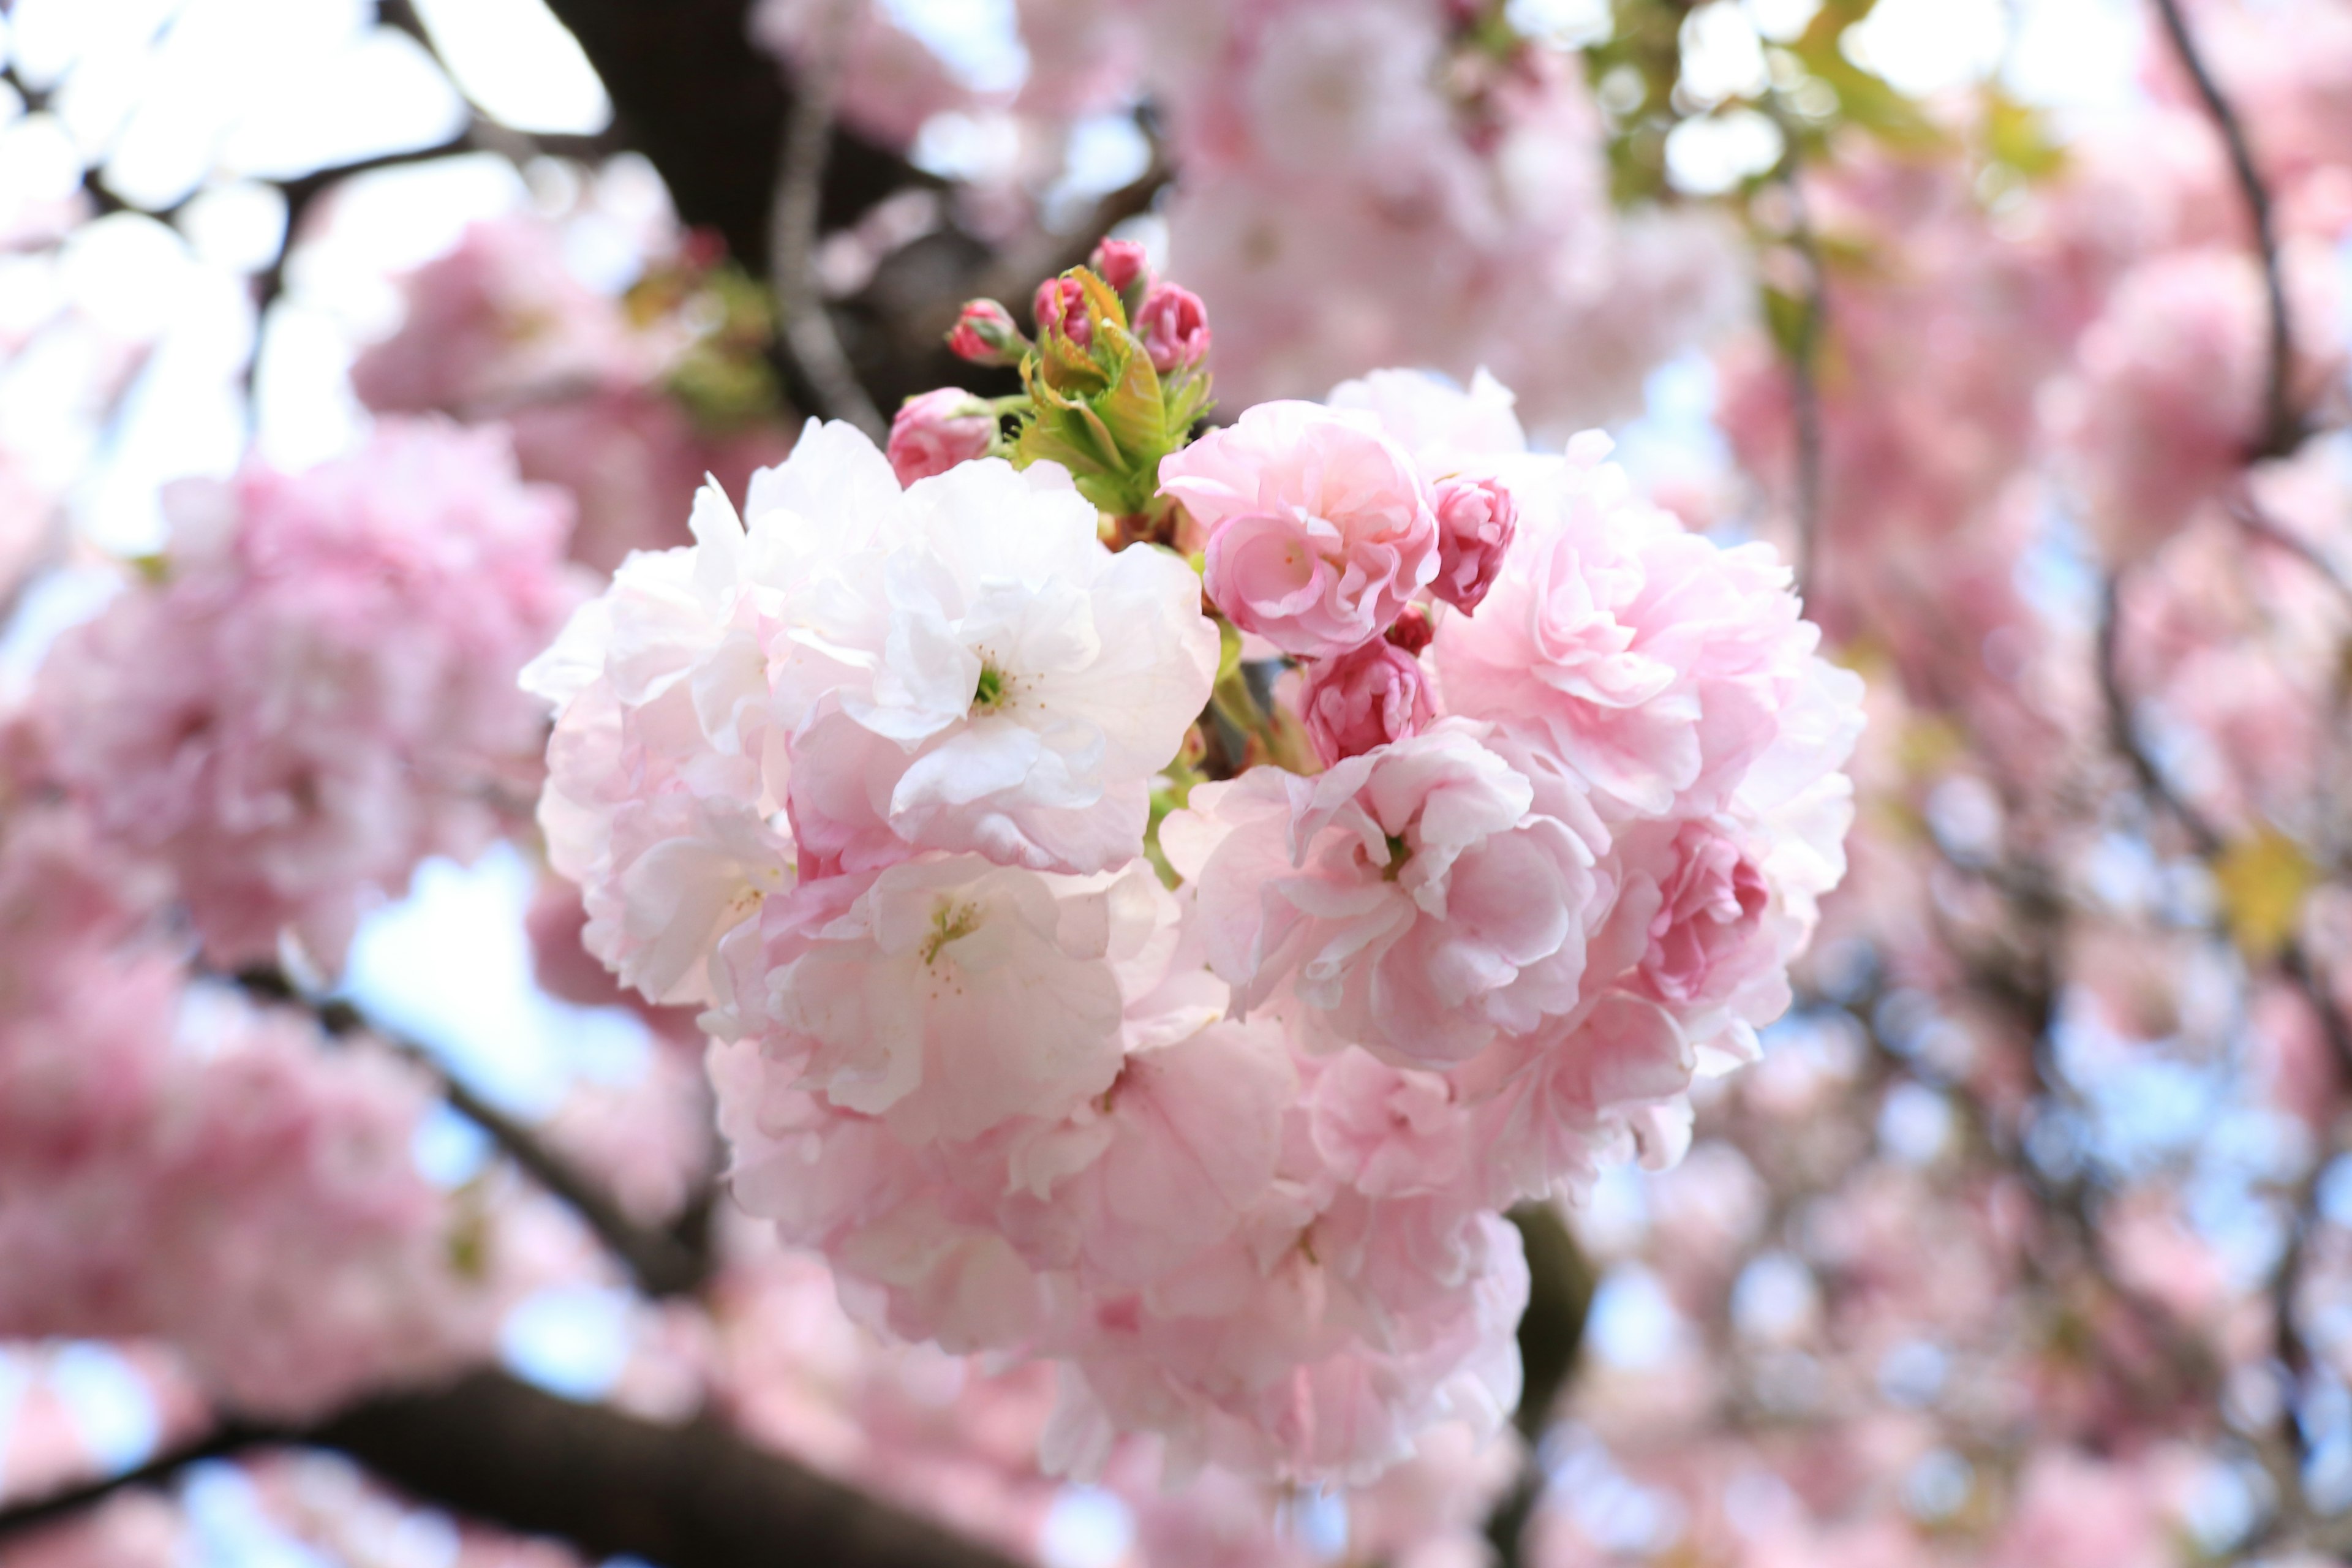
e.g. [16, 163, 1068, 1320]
[1382, 832, 1412, 881]
[922, 899, 982, 966]
[971, 661, 1007, 715]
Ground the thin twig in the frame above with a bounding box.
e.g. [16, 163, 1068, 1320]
[0, 1426, 282, 1541]
[2149, 0, 2301, 458]
[233, 968, 715, 1298]
[2096, 569, 2224, 857]
[1771, 143, 1828, 601]
[768, 0, 886, 439]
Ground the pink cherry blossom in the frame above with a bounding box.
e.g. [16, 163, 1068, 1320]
[1163, 720, 1607, 1066]
[1163, 401, 1439, 657]
[1428, 473, 1517, 613]
[1136, 282, 1211, 374]
[1297, 638, 1436, 764]
[1431, 439, 1819, 819]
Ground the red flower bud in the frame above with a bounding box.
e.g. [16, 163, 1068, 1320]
[1428, 474, 1517, 614]
[1088, 237, 1152, 295]
[887, 388, 996, 486]
[1384, 604, 1435, 655]
[1033, 276, 1094, 351]
[1136, 282, 1210, 374]
[946, 299, 1026, 366]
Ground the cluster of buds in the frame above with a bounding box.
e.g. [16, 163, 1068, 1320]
[889, 238, 1215, 521]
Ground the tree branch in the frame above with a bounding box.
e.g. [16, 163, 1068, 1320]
[2096, 569, 2223, 858]
[1484, 1202, 1596, 1568]
[536, 0, 926, 277]
[766, 0, 886, 438]
[234, 968, 715, 1298]
[0, 1373, 1027, 1568]
[314, 1371, 1026, 1568]
[1773, 149, 1828, 603]
[2149, 0, 2301, 458]
[0, 1425, 283, 1542]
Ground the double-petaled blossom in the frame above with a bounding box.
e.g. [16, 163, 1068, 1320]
[1163, 401, 1439, 657]
[1297, 638, 1436, 764]
[1432, 434, 1825, 820]
[756, 424, 1218, 876]
[1164, 720, 1610, 1066]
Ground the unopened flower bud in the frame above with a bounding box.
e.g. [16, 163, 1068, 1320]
[1136, 282, 1210, 374]
[1089, 237, 1152, 295]
[1034, 276, 1094, 351]
[946, 299, 1027, 366]
[1384, 604, 1434, 655]
[887, 388, 997, 486]
[1428, 474, 1517, 614]
[1299, 640, 1436, 766]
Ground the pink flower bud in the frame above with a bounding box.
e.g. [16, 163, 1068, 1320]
[1384, 604, 1434, 655]
[1136, 282, 1210, 374]
[946, 299, 1025, 366]
[887, 388, 996, 486]
[1428, 474, 1517, 614]
[1034, 276, 1093, 351]
[1089, 237, 1152, 294]
[1298, 639, 1436, 766]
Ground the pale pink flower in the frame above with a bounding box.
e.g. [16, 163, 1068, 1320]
[886, 388, 997, 485]
[731, 856, 1157, 1144]
[1051, 1196, 1529, 1484]
[1162, 721, 1608, 1066]
[1163, 401, 1439, 657]
[1308, 1048, 1469, 1198]
[1326, 368, 1529, 466]
[1298, 638, 1436, 764]
[745, 425, 1217, 878]
[1431, 440, 1818, 818]
[523, 479, 795, 1009]
[1628, 820, 1773, 1009]
[0, 451, 56, 606]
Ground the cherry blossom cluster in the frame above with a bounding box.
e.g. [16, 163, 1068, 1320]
[529, 251, 1858, 1483]
[0, 798, 515, 1419]
[28, 420, 582, 971]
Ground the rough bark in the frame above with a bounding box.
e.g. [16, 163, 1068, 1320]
[536, 0, 924, 274]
